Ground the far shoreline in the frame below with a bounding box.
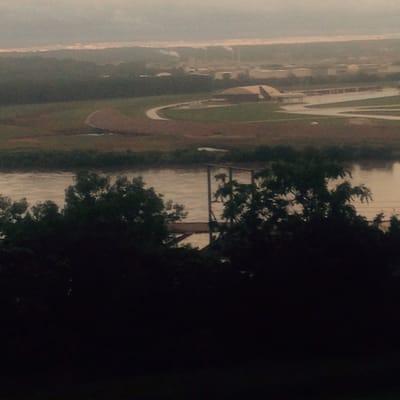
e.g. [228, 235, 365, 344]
[2, 32, 400, 53]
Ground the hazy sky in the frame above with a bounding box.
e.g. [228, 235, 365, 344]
[1, 0, 400, 48]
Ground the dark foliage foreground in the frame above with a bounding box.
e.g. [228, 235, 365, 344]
[1, 161, 400, 390]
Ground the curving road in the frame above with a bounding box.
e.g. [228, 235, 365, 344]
[145, 88, 400, 122]
[146, 102, 192, 120]
[146, 100, 232, 121]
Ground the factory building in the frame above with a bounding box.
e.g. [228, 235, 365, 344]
[291, 68, 312, 78]
[214, 70, 248, 80]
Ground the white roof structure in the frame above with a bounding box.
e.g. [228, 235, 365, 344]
[220, 85, 282, 99]
[156, 72, 173, 77]
[218, 85, 304, 102]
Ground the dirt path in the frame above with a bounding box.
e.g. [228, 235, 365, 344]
[146, 100, 234, 121]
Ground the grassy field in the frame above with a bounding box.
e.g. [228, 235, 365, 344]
[0, 96, 346, 153]
[163, 102, 308, 122]
[0, 94, 207, 151]
[2, 94, 400, 155]
[310, 96, 400, 109]
[0, 93, 207, 128]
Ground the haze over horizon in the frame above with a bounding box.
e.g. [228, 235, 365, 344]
[1, 0, 400, 49]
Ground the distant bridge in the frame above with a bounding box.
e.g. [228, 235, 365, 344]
[167, 164, 255, 247]
[168, 222, 210, 235]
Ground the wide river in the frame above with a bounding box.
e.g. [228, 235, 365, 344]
[0, 162, 399, 245]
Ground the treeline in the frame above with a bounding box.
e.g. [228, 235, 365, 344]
[0, 75, 213, 106]
[2, 72, 396, 106]
[1, 54, 399, 107]
[0, 56, 176, 82]
[2, 162, 400, 396]
[0, 146, 397, 170]
[0, 47, 178, 65]
[0, 57, 104, 82]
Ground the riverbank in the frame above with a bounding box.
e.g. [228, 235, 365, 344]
[0, 146, 398, 170]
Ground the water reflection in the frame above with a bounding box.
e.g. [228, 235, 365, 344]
[0, 163, 399, 241]
[351, 163, 400, 219]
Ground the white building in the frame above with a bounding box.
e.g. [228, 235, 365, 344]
[156, 72, 173, 78]
[215, 70, 248, 80]
[249, 69, 290, 80]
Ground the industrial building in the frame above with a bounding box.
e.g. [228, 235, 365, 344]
[183, 62, 400, 83]
[249, 68, 312, 80]
[214, 70, 248, 80]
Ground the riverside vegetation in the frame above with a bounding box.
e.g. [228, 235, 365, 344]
[0, 145, 398, 170]
[3, 157, 400, 397]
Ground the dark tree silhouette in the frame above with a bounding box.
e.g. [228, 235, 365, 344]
[1, 165, 400, 391]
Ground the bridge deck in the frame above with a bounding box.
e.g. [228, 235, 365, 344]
[168, 222, 210, 234]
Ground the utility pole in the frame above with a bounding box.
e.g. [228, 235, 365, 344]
[207, 165, 213, 245]
[207, 164, 255, 246]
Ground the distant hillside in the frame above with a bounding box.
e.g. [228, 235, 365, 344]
[1, 39, 400, 65]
